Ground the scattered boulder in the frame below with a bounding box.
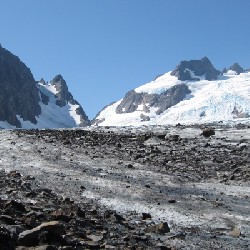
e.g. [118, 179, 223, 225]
[50, 209, 71, 222]
[168, 199, 176, 204]
[5, 200, 26, 212]
[77, 207, 86, 218]
[142, 213, 152, 220]
[127, 164, 134, 169]
[229, 227, 241, 238]
[145, 222, 170, 234]
[18, 221, 64, 246]
[201, 128, 215, 137]
[0, 215, 15, 225]
[87, 234, 103, 242]
[0, 227, 16, 250]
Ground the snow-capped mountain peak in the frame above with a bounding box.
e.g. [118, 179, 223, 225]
[93, 57, 250, 126]
[34, 77, 90, 129]
[0, 45, 90, 129]
[170, 56, 221, 81]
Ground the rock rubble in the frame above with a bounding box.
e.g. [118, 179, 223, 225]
[0, 170, 174, 249]
[16, 125, 249, 183]
[0, 125, 249, 249]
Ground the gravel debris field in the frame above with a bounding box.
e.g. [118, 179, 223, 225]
[0, 125, 249, 249]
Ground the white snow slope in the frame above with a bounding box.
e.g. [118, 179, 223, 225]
[0, 82, 84, 129]
[95, 71, 250, 126]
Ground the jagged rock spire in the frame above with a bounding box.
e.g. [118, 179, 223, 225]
[50, 74, 90, 126]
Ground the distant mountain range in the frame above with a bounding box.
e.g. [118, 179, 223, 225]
[0, 45, 90, 129]
[93, 57, 250, 126]
[0, 44, 249, 128]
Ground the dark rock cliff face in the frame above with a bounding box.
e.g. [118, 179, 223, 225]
[50, 75, 90, 126]
[50, 75, 74, 107]
[116, 84, 191, 116]
[0, 46, 41, 127]
[75, 105, 91, 127]
[171, 57, 220, 81]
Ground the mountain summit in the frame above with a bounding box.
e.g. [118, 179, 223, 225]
[170, 57, 220, 81]
[93, 57, 250, 126]
[0, 46, 90, 129]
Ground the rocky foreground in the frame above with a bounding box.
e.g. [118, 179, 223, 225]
[0, 124, 249, 249]
[1, 170, 168, 250]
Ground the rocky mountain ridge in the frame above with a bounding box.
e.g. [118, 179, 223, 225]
[115, 84, 191, 116]
[0, 46, 41, 127]
[170, 56, 221, 81]
[93, 57, 250, 126]
[38, 75, 90, 127]
[0, 44, 249, 128]
[0, 46, 90, 129]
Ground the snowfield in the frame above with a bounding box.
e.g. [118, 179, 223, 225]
[95, 71, 250, 126]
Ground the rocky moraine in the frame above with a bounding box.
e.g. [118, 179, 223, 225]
[0, 124, 249, 249]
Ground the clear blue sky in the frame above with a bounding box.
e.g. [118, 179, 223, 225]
[1, 0, 250, 119]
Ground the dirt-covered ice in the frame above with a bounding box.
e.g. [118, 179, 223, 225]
[0, 125, 249, 249]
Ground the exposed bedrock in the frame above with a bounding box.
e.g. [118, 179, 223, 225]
[0, 47, 41, 127]
[116, 84, 191, 115]
[170, 56, 221, 81]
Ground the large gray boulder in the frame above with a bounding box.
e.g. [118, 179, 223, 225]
[18, 221, 64, 246]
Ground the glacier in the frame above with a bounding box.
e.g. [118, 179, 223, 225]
[94, 71, 250, 126]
